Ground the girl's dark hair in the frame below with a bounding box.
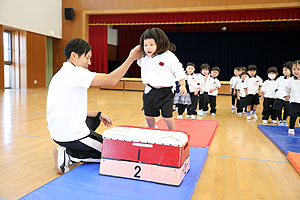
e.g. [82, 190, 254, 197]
[211, 66, 220, 73]
[139, 27, 175, 56]
[247, 65, 257, 71]
[292, 60, 300, 65]
[283, 61, 292, 77]
[267, 66, 278, 74]
[187, 62, 195, 67]
[201, 63, 210, 71]
[234, 67, 240, 71]
[64, 38, 92, 60]
[240, 66, 246, 71]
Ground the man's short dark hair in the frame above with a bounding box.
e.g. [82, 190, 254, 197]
[247, 65, 257, 71]
[201, 63, 210, 71]
[139, 27, 174, 56]
[187, 62, 195, 67]
[64, 38, 92, 60]
[211, 66, 220, 73]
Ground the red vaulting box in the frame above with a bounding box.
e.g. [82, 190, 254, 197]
[99, 126, 190, 186]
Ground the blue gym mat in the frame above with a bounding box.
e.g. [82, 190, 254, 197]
[257, 125, 300, 155]
[20, 147, 208, 200]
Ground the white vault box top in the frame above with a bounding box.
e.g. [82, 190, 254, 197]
[102, 126, 189, 147]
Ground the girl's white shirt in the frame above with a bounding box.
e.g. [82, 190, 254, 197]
[283, 76, 300, 103]
[137, 51, 185, 87]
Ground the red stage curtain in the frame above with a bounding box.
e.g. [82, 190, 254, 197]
[89, 8, 300, 25]
[118, 29, 143, 77]
[89, 25, 108, 73]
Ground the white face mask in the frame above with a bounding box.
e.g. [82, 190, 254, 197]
[268, 74, 276, 80]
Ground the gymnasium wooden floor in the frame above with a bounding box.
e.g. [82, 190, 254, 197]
[0, 88, 300, 200]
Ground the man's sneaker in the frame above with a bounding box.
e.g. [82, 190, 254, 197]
[177, 115, 183, 119]
[197, 110, 204, 116]
[252, 114, 258, 119]
[288, 129, 295, 136]
[278, 120, 284, 126]
[211, 113, 216, 116]
[186, 115, 191, 118]
[191, 115, 196, 119]
[271, 120, 277, 124]
[283, 120, 289, 126]
[237, 112, 242, 116]
[263, 120, 268, 124]
[53, 146, 70, 174]
[247, 116, 252, 120]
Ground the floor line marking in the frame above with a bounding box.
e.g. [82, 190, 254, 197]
[208, 154, 289, 164]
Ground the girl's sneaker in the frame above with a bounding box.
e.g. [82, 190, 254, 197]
[237, 112, 242, 116]
[211, 113, 216, 116]
[288, 129, 295, 136]
[252, 114, 258, 119]
[186, 115, 191, 118]
[271, 120, 277, 124]
[177, 115, 183, 119]
[191, 115, 196, 119]
[262, 120, 268, 124]
[278, 120, 284, 126]
[247, 116, 252, 120]
[283, 120, 288, 126]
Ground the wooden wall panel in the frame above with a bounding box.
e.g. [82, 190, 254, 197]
[26, 32, 46, 88]
[82, 0, 300, 11]
[0, 25, 4, 89]
[108, 44, 117, 61]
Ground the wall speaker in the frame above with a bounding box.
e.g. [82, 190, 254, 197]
[65, 8, 75, 20]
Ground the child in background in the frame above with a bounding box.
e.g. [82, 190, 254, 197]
[195, 63, 210, 116]
[230, 67, 241, 112]
[244, 65, 263, 120]
[240, 66, 246, 73]
[206, 66, 221, 116]
[186, 62, 199, 119]
[261, 67, 278, 124]
[273, 61, 292, 126]
[174, 79, 191, 119]
[137, 28, 187, 130]
[236, 72, 248, 116]
[284, 60, 300, 136]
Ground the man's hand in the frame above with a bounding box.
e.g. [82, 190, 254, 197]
[99, 113, 113, 127]
[129, 45, 142, 61]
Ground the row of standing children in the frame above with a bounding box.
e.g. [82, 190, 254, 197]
[231, 65, 263, 120]
[230, 61, 300, 136]
[261, 60, 300, 135]
[174, 62, 221, 119]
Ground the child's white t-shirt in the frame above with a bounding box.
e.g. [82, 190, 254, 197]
[208, 77, 221, 96]
[137, 51, 185, 87]
[245, 75, 263, 95]
[261, 79, 276, 98]
[46, 62, 96, 142]
[236, 80, 247, 98]
[230, 76, 240, 89]
[283, 76, 300, 103]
